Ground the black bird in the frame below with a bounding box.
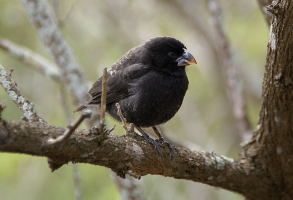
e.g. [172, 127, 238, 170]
[74, 36, 196, 160]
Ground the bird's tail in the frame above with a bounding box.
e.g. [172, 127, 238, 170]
[73, 103, 89, 113]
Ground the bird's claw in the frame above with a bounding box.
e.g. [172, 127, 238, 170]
[142, 135, 164, 158]
[156, 139, 178, 163]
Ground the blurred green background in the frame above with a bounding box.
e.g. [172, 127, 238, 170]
[0, 0, 268, 199]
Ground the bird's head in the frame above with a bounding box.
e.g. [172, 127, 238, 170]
[143, 37, 197, 75]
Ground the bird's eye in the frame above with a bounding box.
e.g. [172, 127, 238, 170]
[169, 52, 175, 57]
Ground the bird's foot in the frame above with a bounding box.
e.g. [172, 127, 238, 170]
[156, 139, 178, 163]
[135, 125, 165, 158]
[142, 134, 164, 158]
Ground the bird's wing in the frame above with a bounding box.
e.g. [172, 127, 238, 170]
[88, 64, 149, 105]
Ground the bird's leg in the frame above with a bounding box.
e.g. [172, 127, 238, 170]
[152, 126, 178, 162]
[134, 125, 164, 158]
[152, 127, 164, 144]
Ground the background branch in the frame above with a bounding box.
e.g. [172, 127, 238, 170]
[21, 0, 88, 105]
[0, 65, 46, 123]
[110, 173, 144, 200]
[0, 37, 60, 83]
[57, 83, 84, 200]
[72, 164, 83, 200]
[162, 0, 220, 64]
[207, 0, 252, 142]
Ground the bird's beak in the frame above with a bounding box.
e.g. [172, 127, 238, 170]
[176, 49, 197, 66]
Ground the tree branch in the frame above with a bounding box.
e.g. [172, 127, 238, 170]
[110, 173, 144, 200]
[21, 0, 88, 105]
[0, 65, 46, 123]
[0, 37, 60, 83]
[116, 103, 128, 133]
[244, 1, 293, 198]
[56, 78, 84, 200]
[20, 0, 103, 129]
[0, 119, 273, 199]
[47, 111, 91, 145]
[99, 68, 107, 133]
[163, 0, 221, 65]
[72, 164, 83, 200]
[207, 0, 252, 142]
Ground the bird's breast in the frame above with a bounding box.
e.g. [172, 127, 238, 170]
[123, 71, 189, 127]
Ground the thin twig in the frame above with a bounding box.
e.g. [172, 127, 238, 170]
[99, 68, 107, 133]
[72, 164, 83, 200]
[0, 101, 8, 143]
[110, 172, 144, 200]
[47, 111, 92, 145]
[49, 0, 75, 28]
[0, 36, 60, 83]
[58, 4, 75, 27]
[207, 0, 252, 142]
[0, 101, 6, 115]
[0, 65, 46, 123]
[116, 103, 128, 133]
[8, 69, 13, 78]
[48, 0, 60, 19]
[129, 123, 134, 133]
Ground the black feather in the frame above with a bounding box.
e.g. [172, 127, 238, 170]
[74, 36, 196, 160]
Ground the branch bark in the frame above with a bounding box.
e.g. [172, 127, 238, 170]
[242, 1, 293, 199]
[0, 65, 46, 123]
[0, 120, 272, 199]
